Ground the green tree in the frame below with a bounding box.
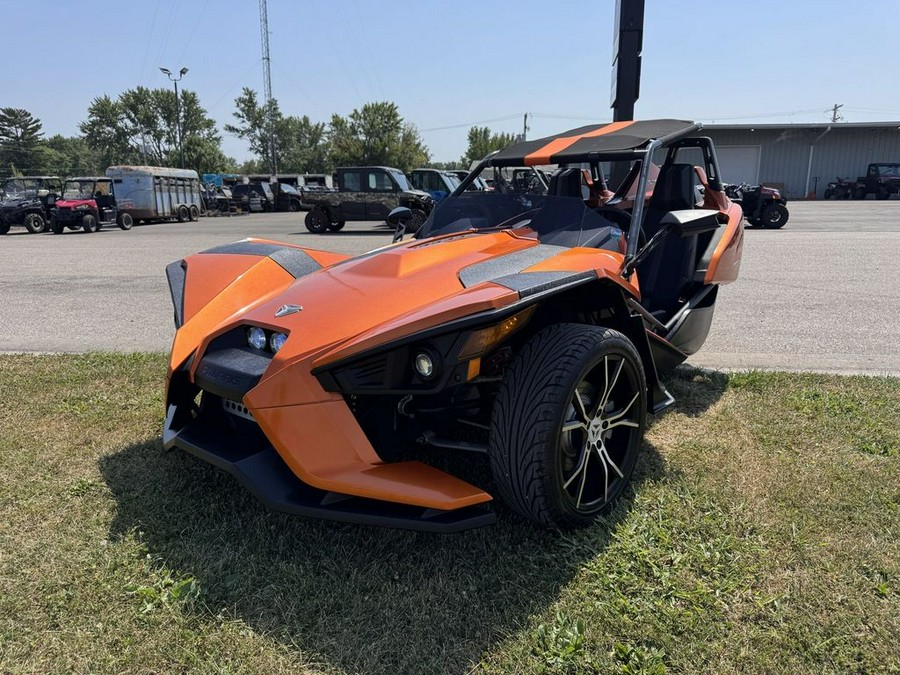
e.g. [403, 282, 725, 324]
[43, 135, 100, 176]
[226, 88, 329, 173]
[80, 87, 225, 172]
[328, 101, 429, 172]
[0, 108, 45, 175]
[460, 126, 517, 167]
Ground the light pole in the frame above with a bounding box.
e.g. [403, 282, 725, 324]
[160, 66, 188, 169]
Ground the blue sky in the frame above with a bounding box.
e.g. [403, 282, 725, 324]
[5, 0, 899, 163]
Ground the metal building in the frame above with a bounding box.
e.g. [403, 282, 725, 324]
[701, 122, 900, 199]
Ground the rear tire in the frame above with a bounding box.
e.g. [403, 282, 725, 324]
[0, 223, 10, 235]
[327, 220, 346, 232]
[51, 219, 63, 234]
[177, 205, 189, 222]
[82, 214, 98, 233]
[762, 203, 788, 229]
[305, 209, 329, 233]
[489, 324, 647, 529]
[288, 200, 301, 212]
[188, 205, 200, 221]
[118, 212, 133, 230]
[24, 212, 46, 234]
[854, 188, 867, 200]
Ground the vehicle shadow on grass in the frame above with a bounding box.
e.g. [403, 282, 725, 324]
[98, 376, 725, 674]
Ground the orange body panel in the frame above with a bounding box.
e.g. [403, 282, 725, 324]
[704, 203, 744, 284]
[522, 247, 640, 298]
[250, 401, 491, 509]
[525, 121, 634, 165]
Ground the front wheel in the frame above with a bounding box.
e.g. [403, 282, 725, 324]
[762, 203, 788, 229]
[877, 187, 890, 200]
[327, 220, 346, 232]
[854, 188, 867, 200]
[24, 212, 46, 234]
[288, 200, 301, 212]
[406, 208, 427, 233]
[305, 209, 329, 233]
[489, 324, 647, 529]
[82, 214, 98, 233]
[118, 212, 133, 230]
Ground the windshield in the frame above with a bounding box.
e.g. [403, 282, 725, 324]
[874, 164, 900, 177]
[279, 183, 299, 194]
[63, 180, 98, 199]
[444, 172, 461, 189]
[389, 169, 411, 191]
[2, 179, 38, 199]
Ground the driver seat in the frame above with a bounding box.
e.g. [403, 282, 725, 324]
[636, 163, 700, 319]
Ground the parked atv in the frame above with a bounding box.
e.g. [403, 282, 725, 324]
[725, 182, 789, 228]
[51, 177, 133, 233]
[0, 176, 63, 234]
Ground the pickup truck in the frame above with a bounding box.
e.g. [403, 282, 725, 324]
[303, 166, 433, 233]
[827, 163, 900, 200]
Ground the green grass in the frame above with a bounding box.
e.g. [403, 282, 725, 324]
[0, 355, 898, 674]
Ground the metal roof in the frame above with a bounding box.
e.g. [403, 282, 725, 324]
[704, 121, 900, 131]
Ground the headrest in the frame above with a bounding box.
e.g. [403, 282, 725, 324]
[548, 168, 584, 199]
[649, 163, 697, 211]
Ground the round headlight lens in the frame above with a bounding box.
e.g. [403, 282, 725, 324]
[269, 332, 287, 353]
[247, 326, 267, 350]
[414, 352, 435, 379]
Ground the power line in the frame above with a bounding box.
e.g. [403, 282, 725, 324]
[421, 114, 521, 132]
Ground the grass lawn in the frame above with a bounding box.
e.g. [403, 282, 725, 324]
[0, 354, 897, 674]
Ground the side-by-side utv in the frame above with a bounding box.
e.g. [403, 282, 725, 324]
[162, 119, 744, 532]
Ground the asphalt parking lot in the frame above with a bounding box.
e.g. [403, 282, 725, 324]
[1, 201, 898, 374]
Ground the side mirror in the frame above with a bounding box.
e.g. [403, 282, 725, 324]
[387, 206, 412, 227]
[660, 209, 721, 238]
[388, 206, 412, 243]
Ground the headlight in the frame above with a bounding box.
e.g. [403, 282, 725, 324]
[457, 306, 535, 359]
[247, 327, 267, 350]
[75, 204, 90, 210]
[413, 351, 436, 379]
[269, 332, 287, 353]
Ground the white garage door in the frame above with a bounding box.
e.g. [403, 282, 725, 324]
[716, 146, 761, 185]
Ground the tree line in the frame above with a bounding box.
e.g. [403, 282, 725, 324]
[0, 89, 520, 179]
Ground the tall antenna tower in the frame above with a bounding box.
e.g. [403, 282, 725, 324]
[259, 0, 277, 173]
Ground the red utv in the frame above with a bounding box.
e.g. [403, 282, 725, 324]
[51, 177, 133, 233]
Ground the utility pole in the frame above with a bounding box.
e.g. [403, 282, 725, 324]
[522, 112, 529, 141]
[260, 0, 277, 174]
[830, 103, 844, 123]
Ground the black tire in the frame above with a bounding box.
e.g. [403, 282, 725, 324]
[177, 205, 189, 223]
[288, 200, 301, 213]
[82, 214, 98, 233]
[327, 220, 346, 232]
[747, 217, 762, 227]
[118, 212, 133, 230]
[406, 209, 427, 233]
[0, 223, 10, 235]
[305, 209, 329, 233]
[188, 205, 200, 221]
[489, 324, 647, 529]
[24, 212, 46, 234]
[877, 187, 890, 200]
[854, 188, 867, 200]
[823, 188, 834, 200]
[761, 203, 788, 229]
[51, 219, 63, 234]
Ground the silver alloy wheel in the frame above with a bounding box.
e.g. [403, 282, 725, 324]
[559, 354, 641, 511]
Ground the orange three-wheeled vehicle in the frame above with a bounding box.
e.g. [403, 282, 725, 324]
[163, 119, 743, 532]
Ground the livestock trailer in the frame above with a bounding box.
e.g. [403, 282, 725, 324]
[106, 166, 204, 222]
